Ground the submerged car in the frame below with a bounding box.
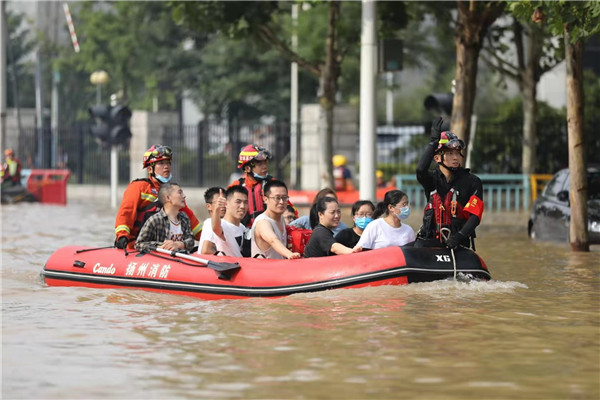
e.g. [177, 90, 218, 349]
[528, 165, 600, 244]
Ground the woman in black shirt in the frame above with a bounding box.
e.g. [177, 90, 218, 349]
[336, 200, 375, 248]
[304, 197, 363, 258]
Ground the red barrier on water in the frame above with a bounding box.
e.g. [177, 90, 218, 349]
[27, 169, 71, 205]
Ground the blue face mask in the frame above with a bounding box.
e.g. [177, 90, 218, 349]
[156, 173, 172, 183]
[397, 206, 410, 220]
[253, 172, 270, 181]
[355, 217, 373, 230]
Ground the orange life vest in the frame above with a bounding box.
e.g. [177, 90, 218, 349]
[229, 175, 268, 227]
[333, 166, 349, 191]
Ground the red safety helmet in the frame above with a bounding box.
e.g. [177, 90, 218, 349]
[142, 144, 173, 169]
[237, 144, 272, 169]
[436, 131, 465, 154]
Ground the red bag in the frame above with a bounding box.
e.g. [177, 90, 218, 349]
[286, 225, 312, 255]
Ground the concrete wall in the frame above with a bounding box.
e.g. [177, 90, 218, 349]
[300, 104, 358, 190]
[129, 111, 178, 181]
[4, 108, 36, 151]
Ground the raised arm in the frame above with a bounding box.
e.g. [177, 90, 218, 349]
[211, 189, 227, 241]
[416, 117, 445, 186]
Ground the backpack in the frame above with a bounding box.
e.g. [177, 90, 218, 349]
[286, 225, 312, 256]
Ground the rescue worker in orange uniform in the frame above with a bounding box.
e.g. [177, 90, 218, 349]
[114, 144, 201, 249]
[415, 117, 484, 249]
[332, 154, 354, 192]
[228, 144, 276, 227]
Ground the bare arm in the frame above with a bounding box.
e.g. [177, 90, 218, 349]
[331, 243, 362, 255]
[200, 239, 217, 255]
[255, 219, 300, 259]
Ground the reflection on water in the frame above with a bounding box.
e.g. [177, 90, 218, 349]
[2, 203, 599, 399]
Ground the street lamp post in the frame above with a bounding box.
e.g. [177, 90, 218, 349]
[90, 70, 109, 105]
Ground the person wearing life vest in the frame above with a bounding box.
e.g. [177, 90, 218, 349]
[1, 148, 22, 187]
[114, 144, 202, 250]
[229, 144, 278, 227]
[415, 117, 484, 250]
[332, 154, 354, 192]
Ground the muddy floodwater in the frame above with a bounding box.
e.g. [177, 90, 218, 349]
[2, 200, 599, 399]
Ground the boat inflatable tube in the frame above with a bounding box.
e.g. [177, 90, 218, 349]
[42, 245, 491, 300]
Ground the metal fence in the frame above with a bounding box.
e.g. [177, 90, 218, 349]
[162, 120, 292, 187]
[395, 173, 534, 212]
[16, 120, 292, 187]
[14, 116, 599, 187]
[16, 124, 131, 185]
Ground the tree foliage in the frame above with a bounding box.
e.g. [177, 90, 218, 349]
[69, 1, 199, 108]
[5, 8, 36, 108]
[171, 1, 408, 188]
[509, 0, 600, 251]
[509, 1, 600, 41]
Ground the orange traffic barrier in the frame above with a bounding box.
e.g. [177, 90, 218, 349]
[27, 169, 71, 205]
[530, 174, 553, 203]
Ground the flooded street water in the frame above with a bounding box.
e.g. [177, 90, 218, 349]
[2, 199, 599, 399]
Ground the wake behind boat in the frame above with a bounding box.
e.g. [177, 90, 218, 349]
[42, 245, 491, 300]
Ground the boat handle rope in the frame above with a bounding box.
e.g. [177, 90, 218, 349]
[440, 228, 457, 280]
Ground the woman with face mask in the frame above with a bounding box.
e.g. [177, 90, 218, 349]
[355, 190, 416, 250]
[335, 200, 375, 248]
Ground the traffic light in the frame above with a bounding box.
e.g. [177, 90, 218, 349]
[88, 104, 132, 146]
[89, 105, 111, 143]
[109, 105, 132, 145]
[424, 93, 453, 116]
[379, 39, 403, 72]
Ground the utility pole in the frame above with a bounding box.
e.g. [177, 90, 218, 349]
[1, 2, 7, 151]
[290, 3, 299, 189]
[359, 0, 377, 202]
[386, 72, 394, 126]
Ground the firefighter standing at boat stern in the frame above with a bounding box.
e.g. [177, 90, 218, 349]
[415, 117, 484, 250]
[114, 144, 202, 250]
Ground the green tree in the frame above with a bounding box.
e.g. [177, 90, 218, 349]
[186, 34, 293, 122]
[5, 7, 36, 109]
[481, 15, 562, 174]
[68, 1, 201, 109]
[172, 1, 407, 189]
[450, 1, 505, 146]
[510, 0, 600, 252]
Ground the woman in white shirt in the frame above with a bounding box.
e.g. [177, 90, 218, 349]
[355, 189, 415, 250]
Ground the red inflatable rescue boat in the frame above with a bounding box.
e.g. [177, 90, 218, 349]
[42, 245, 491, 300]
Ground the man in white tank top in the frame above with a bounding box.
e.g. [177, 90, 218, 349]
[250, 180, 301, 259]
